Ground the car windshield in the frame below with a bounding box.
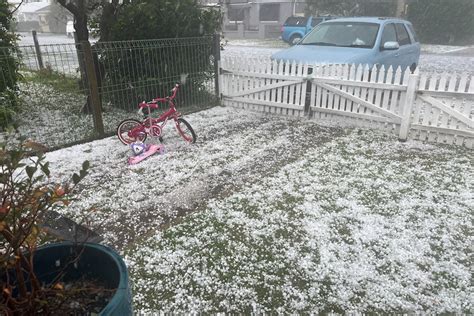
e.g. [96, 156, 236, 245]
[300, 22, 380, 48]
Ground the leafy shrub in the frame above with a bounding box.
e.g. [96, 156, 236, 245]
[0, 0, 20, 130]
[0, 135, 90, 314]
[96, 0, 221, 110]
[305, 0, 396, 17]
[407, 0, 474, 45]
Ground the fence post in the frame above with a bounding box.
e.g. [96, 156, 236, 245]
[399, 72, 418, 141]
[213, 33, 221, 101]
[32, 30, 44, 70]
[304, 78, 312, 117]
[81, 41, 104, 136]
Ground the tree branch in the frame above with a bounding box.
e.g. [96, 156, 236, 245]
[56, 0, 80, 17]
[9, 0, 24, 16]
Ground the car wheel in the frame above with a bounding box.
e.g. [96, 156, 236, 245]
[290, 35, 302, 46]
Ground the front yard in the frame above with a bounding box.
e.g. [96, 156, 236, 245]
[43, 106, 472, 313]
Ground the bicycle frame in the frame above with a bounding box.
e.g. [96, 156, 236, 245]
[128, 86, 182, 140]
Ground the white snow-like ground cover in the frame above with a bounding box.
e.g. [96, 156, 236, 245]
[41, 106, 473, 314]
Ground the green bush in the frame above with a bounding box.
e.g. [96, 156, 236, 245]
[0, 0, 20, 130]
[407, 0, 474, 45]
[96, 0, 221, 109]
[305, 0, 396, 17]
[108, 0, 220, 41]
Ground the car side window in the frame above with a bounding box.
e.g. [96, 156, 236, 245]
[381, 23, 397, 45]
[284, 17, 308, 26]
[395, 23, 411, 46]
[311, 18, 323, 27]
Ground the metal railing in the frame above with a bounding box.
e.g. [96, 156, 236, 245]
[93, 36, 218, 113]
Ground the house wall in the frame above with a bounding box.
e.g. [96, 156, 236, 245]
[222, 0, 300, 39]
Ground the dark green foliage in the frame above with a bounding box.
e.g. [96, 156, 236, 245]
[407, 0, 474, 45]
[107, 0, 220, 41]
[305, 0, 396, 17]
[96, 0, 221, 110]
[0, 0, 19, 130]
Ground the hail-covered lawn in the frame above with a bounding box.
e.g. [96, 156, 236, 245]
[15, 81, 132, 148]
[43, 106, 472, 314]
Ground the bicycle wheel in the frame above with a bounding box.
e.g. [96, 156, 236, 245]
[175, 118, 196, 144]
[117, 119, 147, 145]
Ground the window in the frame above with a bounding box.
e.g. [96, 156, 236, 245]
[260, 3, 280, 22]
[301, 22, 380, 49]
[381, 23, 397, 45]
[228, 6, 245, 21]
[395, 23, 411, 46]
[311, 18, 324, 27]
[284, 16, 308, 26]
[406, 24, 419, 43]
[294, 3, 305, 15]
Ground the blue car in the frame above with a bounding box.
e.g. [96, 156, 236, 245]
[281, 16, 337, 45]
[273, 17, 421, 72]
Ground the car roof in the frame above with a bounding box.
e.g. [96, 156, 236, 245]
[322, 17, 411, 25]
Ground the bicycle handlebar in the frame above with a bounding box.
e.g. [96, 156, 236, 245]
[138, 83, 180, 109]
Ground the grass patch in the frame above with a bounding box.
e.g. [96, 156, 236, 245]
[126, 193, 321, 314]
[122, 127, 472, 314]
[22, 67, 82, 95]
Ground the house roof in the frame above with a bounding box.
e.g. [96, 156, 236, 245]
[18, 2, 50, 14]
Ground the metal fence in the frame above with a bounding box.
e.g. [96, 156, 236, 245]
[0, 35, 220, 149]
[93, 36, 219, 113]
[19, 42, 84, 77]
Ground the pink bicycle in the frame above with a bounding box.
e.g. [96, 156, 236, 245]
[117, 83, 197, 145]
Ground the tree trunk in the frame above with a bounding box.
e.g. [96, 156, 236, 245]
[74, 13, 89, 42]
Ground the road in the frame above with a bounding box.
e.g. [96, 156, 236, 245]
[17, 32, 474, 75]
[221, 41, 474, 75]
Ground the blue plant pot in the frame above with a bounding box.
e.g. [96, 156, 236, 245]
[32, 242, 133, 315]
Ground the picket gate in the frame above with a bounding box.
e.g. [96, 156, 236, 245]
[220, 56, 474, 148]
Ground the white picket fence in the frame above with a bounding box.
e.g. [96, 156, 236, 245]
[219, 56, 474, 148]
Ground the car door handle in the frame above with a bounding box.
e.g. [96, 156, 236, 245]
[395, 53, 400, 57]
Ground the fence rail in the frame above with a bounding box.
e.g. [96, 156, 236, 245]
[220, 56, 474, 148]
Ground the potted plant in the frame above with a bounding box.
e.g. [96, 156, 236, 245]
[0, 136, 133, 315]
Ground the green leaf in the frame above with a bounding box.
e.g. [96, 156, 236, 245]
[25, 166, 36, 179]
[10, 150, 21, 163]
[72, 173, 80, 185]
[82, 160, 90, 170]
[40, 162, 50, 177]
